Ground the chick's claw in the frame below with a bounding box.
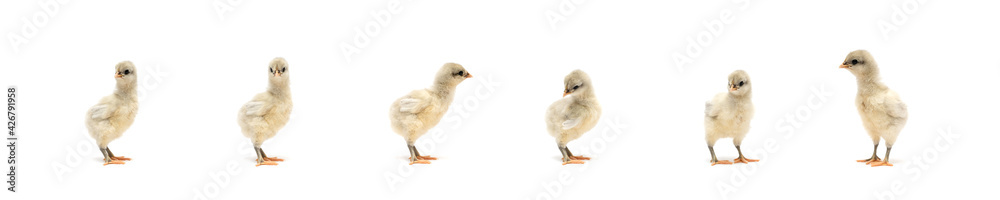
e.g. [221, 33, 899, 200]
[103, 161, 126, 166]
[562, 160, 586, 165]
[857, 157, 881, 165]
[263, 157, 284, 162]
[869, 161, 893, 167]
[409, 160, 432, 165]
[256, 161, 279, 167]
[733, 157, 759, 164]
[711, 160, 733, 166]
[416, 156, 437, 160]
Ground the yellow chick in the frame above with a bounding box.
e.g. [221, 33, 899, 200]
[840, 50, 908, 167]
[704, 70, 758, 166]
[238, 57, 293, 166]
[85, 61, 138, 166]
[545, 70, 601, 165]
[389, 63, 472, 165]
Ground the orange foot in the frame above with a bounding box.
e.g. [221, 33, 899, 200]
[857, 158, 881, 165]
[409, 160, 432, 165]
[263, 157, 284, 162]
[733, 157, 759, 164]
[111, 156, 131, 161]
[103, 160, 126, 166]
[711, 160, 733, 166]
[417, 156, 437, 160]
[562, 160, 586, 165]
[570, 156, 591, 160]
[256, 161, 279, 167]
[869, 161, 893, 167]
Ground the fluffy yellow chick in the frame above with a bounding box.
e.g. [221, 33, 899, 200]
[389, 63, 472, 165]
[704, 70, 758, 166]
[840, 50, 908, 167]
[545, 70, 601, 165]
[238, 57, 293, 166]
[85, 61, 138, 166]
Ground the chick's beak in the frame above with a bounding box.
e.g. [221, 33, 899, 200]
[465, 73, 473, 78]
[839, 64, 850, 69]
[563, 89, 571, 97]
[275, 71, 282, 77]
[115, 72, 123, 78]
[729, 85, 737, 92]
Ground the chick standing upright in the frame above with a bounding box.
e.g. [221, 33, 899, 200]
[545, 70, 601, 165]
[839, 50, 908, 167]
[389, 63, 472, 165]
[704, 70, 759, 166]
[238, 57, 293, 166]
[85, 61, 139, 166]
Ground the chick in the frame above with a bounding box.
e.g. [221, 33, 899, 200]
[238, 57, 293, 166]
[545, 70, 601, 165]
[389, 63, 472, 165]
[85, 61, 138, 166]
[839, 50, 908, 167]
[704, 70, 758, 166]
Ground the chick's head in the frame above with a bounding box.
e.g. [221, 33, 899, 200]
[114, 61, 137, 88]
[727, 70, 751, 96]
[435, 62, 472, 86]
[563, 69, 594, 97]
[839, 50, 879, 77]
[268, 57, 290, 86]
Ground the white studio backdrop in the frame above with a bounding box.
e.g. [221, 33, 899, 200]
[1, 0, 998, 199]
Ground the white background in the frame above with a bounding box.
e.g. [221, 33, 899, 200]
[1, 0, 998, 199]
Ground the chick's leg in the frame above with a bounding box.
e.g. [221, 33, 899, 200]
[559, 145, 584, 165]
[254, 146, 278, 166]
[870, 146, 894, 167]
[105, 147, 131, 161]
[564, 147, 590, 161]
[733, 146, 759, 164]
[857, 143, 881, 164]
[100, 147, 125, 166]
[708, 146, 732, 166]
[258, 147, 284, 162]
[412, 145, 437, 161]
[407, 142, 432, 165]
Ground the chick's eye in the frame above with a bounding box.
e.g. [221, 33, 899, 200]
[572, 85, 580, 90]
[457, 71, 464, 76]
[282, 67, 286, 72]
[738, 81, 744, 86]
[270, 68, 274, 73]
[851, 59, 859, 65]
[123, 70, 130, 75]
